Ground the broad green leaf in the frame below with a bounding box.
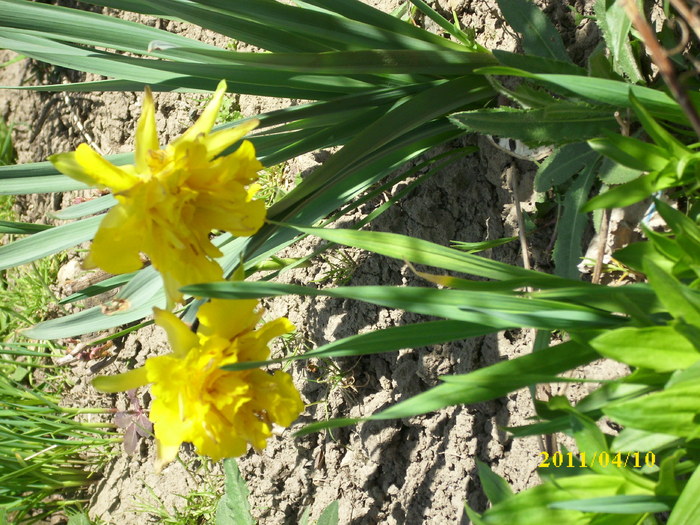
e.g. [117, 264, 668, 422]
[588, 132, 670, 172]
[612, 241, 674, 276]
[535, 142, 598, 191]
[317, 500, 339, 525]
[0, 216, 102, 270]
[478, 474, 652, 524]
[594, 0, 643, 83]
[629, 92, 688, 159]
[581, 172, 657, 211]
[644, 259, 700, 326]
[477, 460, 514, 505]
[597, 156, 642, 185]
[496, 0, 570, 62]
[656, 449, 684, 497]
[668, 465, 700, 524]
[611, 428, 681, 454]
[450, 104, 617, 145]
[603, 382, 700, 438]
[553, 163, 597, 279]
[216, 459, 254, 525]
[654, 199, 700, 246]
[569, 410, 622, 477]
[589, 326, 700, 372]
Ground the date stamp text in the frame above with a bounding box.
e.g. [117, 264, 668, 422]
[538, 451, 656, 469]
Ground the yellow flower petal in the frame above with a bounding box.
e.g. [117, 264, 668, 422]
[83, 205, 145, 274]
[254, 317, 295, 345]
[197, 299, 260, 340]
[203, 119, 259, 159]
[175, 79, 227, 145]
[135, 86, 159, 173]
[153, 308, 198, 358]
[50, 144, 139, 192]
[92, 366, 148, 393]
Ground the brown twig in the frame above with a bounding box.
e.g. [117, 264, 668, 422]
[623, 0, 700, 138]
[669, 0, 700, 42]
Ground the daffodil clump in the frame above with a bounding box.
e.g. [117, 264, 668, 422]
[50, 80, 265, 306]
[94, 299, 304, 469]
[51, 81, 304, 466]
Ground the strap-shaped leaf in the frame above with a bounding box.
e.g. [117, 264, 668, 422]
[496, 0, 570, 62]
[0, 216, 102, 270]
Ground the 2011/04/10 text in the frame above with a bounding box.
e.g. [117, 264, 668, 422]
[538, 451, 656, 468]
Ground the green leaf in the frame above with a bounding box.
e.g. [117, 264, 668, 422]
[594, 0, 643, 83]
[52, 194, 117, 220]
[317, 500, 339, 525]
[276, 224, 560, 282]
[474, 68, 686, 124]
[568, 410, 621, 477]
[496, 0, 570, 62]
[597, 155, 642, 185]
[603, 382, 700, 438]
[185, 281, 625, 330]
[629, 91, 688, 159]
[656, 449, 684, 497]
[612, 241, 674, 275]
[0, 220, 52, 234]
[370, 341, 597, 420]
[450, 104, 617, 145]
[553, 163, 597, 279]
[549, 494, 670, 513]
[477, 460, 514, 505]
[0, 216, 102, 270]
[581, 172, 657, 211]
[493, 50, 584, 75]
[644, 259, 700, 326]
[611, 428, 681, 454]
[478, 474, 652, 524]
[654, 199, 700, 246]
[534, 142, 598, 191]
[216, 458, 254, 525]
[668, 465, 700, 524]
[222, 320, 494, 371]
[589, 326, 700, 372]
[588, 132, 670, 172]
[297, 341, 598, 436]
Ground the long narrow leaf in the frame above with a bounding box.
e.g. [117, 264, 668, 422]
[0, 216, 102, 270]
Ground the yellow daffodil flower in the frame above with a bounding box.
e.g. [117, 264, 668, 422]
[93, 299, 304, 470]
[49, 80, 266, 306]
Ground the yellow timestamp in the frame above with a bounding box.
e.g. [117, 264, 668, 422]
[538, 451, 657, 469]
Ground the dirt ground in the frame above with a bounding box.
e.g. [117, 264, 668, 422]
[0, 1, 609, 523]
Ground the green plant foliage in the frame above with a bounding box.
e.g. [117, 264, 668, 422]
[216, 459, 254, 525]
[1, 0, 699, 522]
